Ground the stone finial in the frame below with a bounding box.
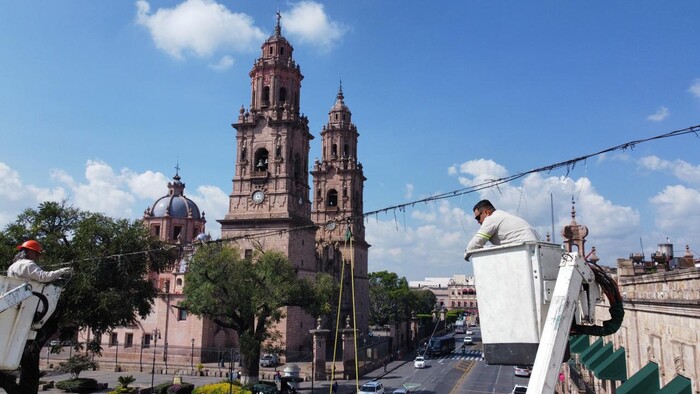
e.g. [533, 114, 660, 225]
[317, 316, 322, 329]
[561, 198, 589, 258]
[589, 246, 600, 263]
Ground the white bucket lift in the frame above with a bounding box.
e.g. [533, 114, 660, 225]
[0, 276, 62, 370]
[472, 241, 599, 366]
[472, 241, 601, 394]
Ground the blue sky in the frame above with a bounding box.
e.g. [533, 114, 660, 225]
[2, 1, 700, 281]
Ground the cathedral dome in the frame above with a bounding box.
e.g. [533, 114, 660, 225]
[146, 173, 201, 219]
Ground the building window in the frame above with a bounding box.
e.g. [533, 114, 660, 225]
[279, 87, 287, 103]
[143, 334, 151, 348]
[343, 144, 349, 157]
[255, 149, 269, 172]
[152, 225, 160, 237]
[280, 47, 285, 56]
[327, 190, 338, 207]
[244, 249, 253, 260]
[262, 86, 270, 105]
[176, 278, 183, 287]
[173, 226, 182, 241]
[125, 333, 133, 348]
[178, 308, 187, 321]
[331, 144, 337, 157]
[109, 332, 118, 347]
[269, 46, 273, 55]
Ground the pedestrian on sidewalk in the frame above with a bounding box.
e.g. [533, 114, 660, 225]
[383, 358, 387, 372]
[332, 381, 338, 393]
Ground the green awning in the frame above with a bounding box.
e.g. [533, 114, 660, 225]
[593, 347, 626, 381]
[617, 362, 659, 394]
[569, 335, 590, 354]
[658, 375, 692, 394]
[579, 337, 603, 366]
[586, 342, 613, 371]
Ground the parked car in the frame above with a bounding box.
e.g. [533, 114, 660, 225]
[463, 336, 473, 345]
[358, 380, 384, 394]
[514, 365, 532, 377]
[413, 356, 426, 369]
[259, 354, 279, 367]
[465, 330, 474, 335]
[392, 388, 411, 394]
[511, 385, 528, 393]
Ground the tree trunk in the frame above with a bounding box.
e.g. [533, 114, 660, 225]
[0, 372, 21, 394]
[241, 353, 260, 384]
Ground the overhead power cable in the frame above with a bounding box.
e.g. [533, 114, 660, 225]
[211, 123, 700, 245]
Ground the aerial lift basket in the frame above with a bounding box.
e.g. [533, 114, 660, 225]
[471, 242, 563, 365]
[0, 276, 62, 370]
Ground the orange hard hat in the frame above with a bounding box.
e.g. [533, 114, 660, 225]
[17, 240, 42, 254]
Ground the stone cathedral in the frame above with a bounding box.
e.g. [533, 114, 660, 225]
[218, 16, 369, 360]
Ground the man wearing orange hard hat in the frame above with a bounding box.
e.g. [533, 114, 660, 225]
[7, 240, 72, 282]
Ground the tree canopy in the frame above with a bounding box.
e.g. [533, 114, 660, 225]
[368, 270, 436, 326]
[0, 201, 173, 394]
[180, 245, 337, 383]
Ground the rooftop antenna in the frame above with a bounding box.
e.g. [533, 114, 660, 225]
[550, 193, 555, 243]
[639, 237, 645, 260]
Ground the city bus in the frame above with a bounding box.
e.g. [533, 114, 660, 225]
[426, 335, 456, 357]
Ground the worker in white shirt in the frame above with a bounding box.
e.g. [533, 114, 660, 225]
[464, 199, 539, 261]
[7, 240, 71, 282]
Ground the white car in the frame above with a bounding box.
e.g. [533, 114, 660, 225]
[465, 330, 474, 335]
[463, 336, 473, 345]
[512, 385, 528, 394]
[514, 365, 532, 377]
[413, 356, 426, 369]
[259, 354, 278, 367]
[358, 380, 384, 394]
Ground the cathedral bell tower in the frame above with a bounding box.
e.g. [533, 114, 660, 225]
[221, 12, 313, 226]
[311, 85, 370, 334]
[218, 14, 318, 358]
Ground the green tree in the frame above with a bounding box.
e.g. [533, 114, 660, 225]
[368, 271, 413, 326]
[180, 245, 335, 384]
[0, 201, 173, 394]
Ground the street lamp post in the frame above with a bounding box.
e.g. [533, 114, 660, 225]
[221, 347, 237, 394]
[190, 338, 194, 370]
[150, 329, 161, 394]
[139, 337, 144, 372]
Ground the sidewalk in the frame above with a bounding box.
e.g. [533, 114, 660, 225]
[5, 356, 411, 393]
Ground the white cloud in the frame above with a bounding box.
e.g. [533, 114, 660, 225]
[650, 185, 700, 235]
[404, 184, 414, 199]
[0, 160, 228, 240]
[0, 162, 68, 229]
[209, 55, 234, 70]
[638, 156, 700, 186]
[647, 106, 669, 121]
[282, 2, 347, 52]
[188, 184, 227, 239]
[136, 0, 265, 60]
[689, 78, 700, 99]
[367, 162, 649, 279]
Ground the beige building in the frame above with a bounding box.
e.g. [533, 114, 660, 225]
[566, 246, 698, 393]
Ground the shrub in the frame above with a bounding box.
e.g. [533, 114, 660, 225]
[167, 383, 195, 394]
[107, 388, 138, 394]
[55, 378, 99, 393]
[57, 355, 99, 379]
[117, 375, 136, 388]
[192, 382, 251, 394]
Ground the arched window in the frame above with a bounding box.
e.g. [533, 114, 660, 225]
[176, 278, 183, 286]
[254, 148, 269, 172]
[262, 86, 270, 106]
[343, 144, 349, 157]
[280, 47, 285, 56]
[327, 189, 338, 207]
[331, 144, 337, 157]
[279, 87, 287, 103]
[294, 153, 301, 179]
